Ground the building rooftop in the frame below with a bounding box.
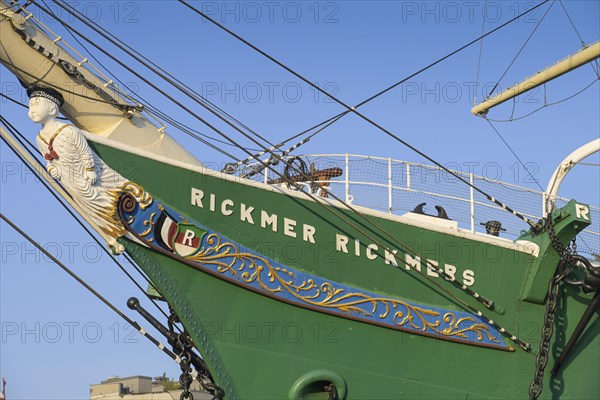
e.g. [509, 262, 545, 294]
[90, 375, 212, 400]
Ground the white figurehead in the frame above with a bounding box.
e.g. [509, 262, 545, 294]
[28, 86, 97, 184]
[27, 85, 133, 254]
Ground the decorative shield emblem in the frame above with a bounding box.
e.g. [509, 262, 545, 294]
[170, 223, 207, 257]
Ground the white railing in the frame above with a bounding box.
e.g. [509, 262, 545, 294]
[251, 153, 599, 257]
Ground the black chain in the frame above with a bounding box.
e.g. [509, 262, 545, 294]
[529, 265, 570, 400]
[529, 216, 576, 400]
[167, 310, 225, 400]
[178, 333, 194, 400]
[204, 381, 225, 400]
[565, 254, 600, 294]
[168, 306, 180, 331]
[179, 373, 194, 400]
[546, 216, 577, 265]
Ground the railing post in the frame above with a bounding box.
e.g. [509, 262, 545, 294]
[470, 173, 475, 233]
[345, 153, 350, 203]
[388, 158, 393, 213]
[542, 192, 547, 218]
[264, 162, 269, 185]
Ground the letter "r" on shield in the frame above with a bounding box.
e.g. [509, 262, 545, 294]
[182, 229, 196, 246]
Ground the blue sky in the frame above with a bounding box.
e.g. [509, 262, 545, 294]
[1, 1, 599, 398]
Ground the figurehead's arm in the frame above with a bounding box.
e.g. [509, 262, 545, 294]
[36, 130, 61, 179]
[65, 125, 98, 184]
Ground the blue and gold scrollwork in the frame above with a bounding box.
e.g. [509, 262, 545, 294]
[119, 195, 509, 350]
[187, 234, 501, 345]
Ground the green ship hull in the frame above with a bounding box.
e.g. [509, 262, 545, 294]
[1, 2, 598, 399]
[91, 139, 599, 400]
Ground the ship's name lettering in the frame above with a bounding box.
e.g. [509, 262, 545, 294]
[191, 188, 317, 243]
[335, 234, 476, 286]
[190, 187, 475, 285]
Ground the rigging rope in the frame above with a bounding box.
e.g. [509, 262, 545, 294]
[484, 119, 544, 191]
[222, 109, 352, 174]
[142, 102, 250, 155]
[575, 162, 600, 167]
[236, 113, 345, 177]
[557, 0, 600, 77]
[474, 0, 487, 106]
[558, 0, 586, 47]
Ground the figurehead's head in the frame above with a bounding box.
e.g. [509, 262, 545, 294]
[27, 85, 64, 107]
[26, 85, 64, 124]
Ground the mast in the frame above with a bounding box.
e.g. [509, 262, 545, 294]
[472, 41, 600, 115]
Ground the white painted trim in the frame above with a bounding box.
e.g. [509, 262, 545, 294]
[545, 138, 600, 216]
[85, 133, 541, 256]
[401, 212, 458, 230]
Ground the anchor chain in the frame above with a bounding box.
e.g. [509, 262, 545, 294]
[551, 256, 600, 376]
[529, 265, 570, 400]
[529, 216, 576, 400]
[177, 333, 194, 400]
[565, 254, 600, 293]
[168, 310, 225, 400]
[546, 215, 577, 266]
